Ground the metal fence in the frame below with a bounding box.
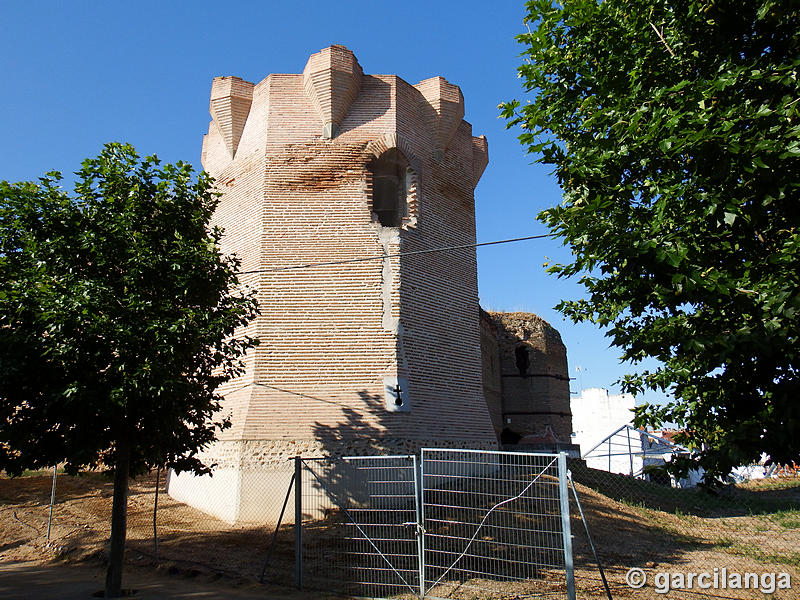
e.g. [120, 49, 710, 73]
[421, 449, 571, 599]
[2, 453, 799, 599]
[299, 455, 422, 598]
[289, 450, 574, 599]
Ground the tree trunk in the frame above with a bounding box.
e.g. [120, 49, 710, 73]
[105, 439, 130, 598]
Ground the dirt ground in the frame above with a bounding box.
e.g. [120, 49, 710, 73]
[0, 559, 336, 600]
[0, 471, 337, 599]
[1, 469, 798, 599]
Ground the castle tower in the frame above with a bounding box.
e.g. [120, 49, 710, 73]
[167, 46, 496, 523]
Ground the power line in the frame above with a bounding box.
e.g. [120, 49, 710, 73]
[222, 380, 364, 407]
[237, 233, 554, 275]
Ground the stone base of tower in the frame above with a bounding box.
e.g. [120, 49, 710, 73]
[166, 464, 295, 525]
[166, 437, 498, 525]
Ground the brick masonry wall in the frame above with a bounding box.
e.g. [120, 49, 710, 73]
[200, 46, 498, 460]
[479, 309, 504, 436]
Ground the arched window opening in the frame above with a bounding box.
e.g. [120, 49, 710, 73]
[370, 148, 409, 227]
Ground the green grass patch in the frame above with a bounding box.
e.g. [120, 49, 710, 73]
[1, 467, 63, 478]
[712, 537, 800, 567]
[771, 509, 800, 529]
[570, 461, 800, 517]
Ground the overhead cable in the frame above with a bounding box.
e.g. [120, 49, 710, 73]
[237, 233, 553, 275]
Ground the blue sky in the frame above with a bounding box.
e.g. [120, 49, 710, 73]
[0, 1, 669, 407]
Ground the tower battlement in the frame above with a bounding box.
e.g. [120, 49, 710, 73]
[201, 45, 487, 176]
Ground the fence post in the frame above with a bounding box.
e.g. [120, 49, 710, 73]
[153, 466, 160, 561]
[413, 454, 425, 599]
[46, 465, 57, 543]
[294, 455, 303, 590]
[558, 452, 576, 600]
[627, 428, 635, 477]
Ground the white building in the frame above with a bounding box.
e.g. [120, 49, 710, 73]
[571, 388, 703, 486]
[571, 388, 637, 473]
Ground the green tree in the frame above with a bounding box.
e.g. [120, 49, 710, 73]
[0, 143, 259, 597]
[502, 0, 800, 477]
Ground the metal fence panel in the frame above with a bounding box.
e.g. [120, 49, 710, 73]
[300, 455, 420, 598]
[421, 448, 571, 599]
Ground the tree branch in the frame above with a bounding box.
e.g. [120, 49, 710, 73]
[649, 22, 676, 57]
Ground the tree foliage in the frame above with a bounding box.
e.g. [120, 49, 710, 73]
[0, 143, 259, 595]
[502, 0, 800, 476]
[0, 143, 258, 476]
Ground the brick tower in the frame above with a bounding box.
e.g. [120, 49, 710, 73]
[167, 46, 496, 522]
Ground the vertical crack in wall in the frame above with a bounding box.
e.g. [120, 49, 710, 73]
[378, 227, 400, 333]
[377, 227, 407, 373]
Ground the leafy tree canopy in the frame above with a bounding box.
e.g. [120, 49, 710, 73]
[1, 143, 259, 596]
[0, 143, 259, 477]
[502, 0, 800, 477]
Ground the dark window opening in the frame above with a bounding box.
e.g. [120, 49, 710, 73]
[515, 346, 530, 376]
[370, 149, 408, 227]
[501, 427, 522, 444]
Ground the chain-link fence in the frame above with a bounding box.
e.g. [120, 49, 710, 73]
[569, 461, 799, 599]
[0, 467, 293, 579]
[1, 454, 798, 599]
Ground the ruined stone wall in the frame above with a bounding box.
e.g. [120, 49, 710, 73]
[200, 46, 497, 458]
[482, 311, 573, 444]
